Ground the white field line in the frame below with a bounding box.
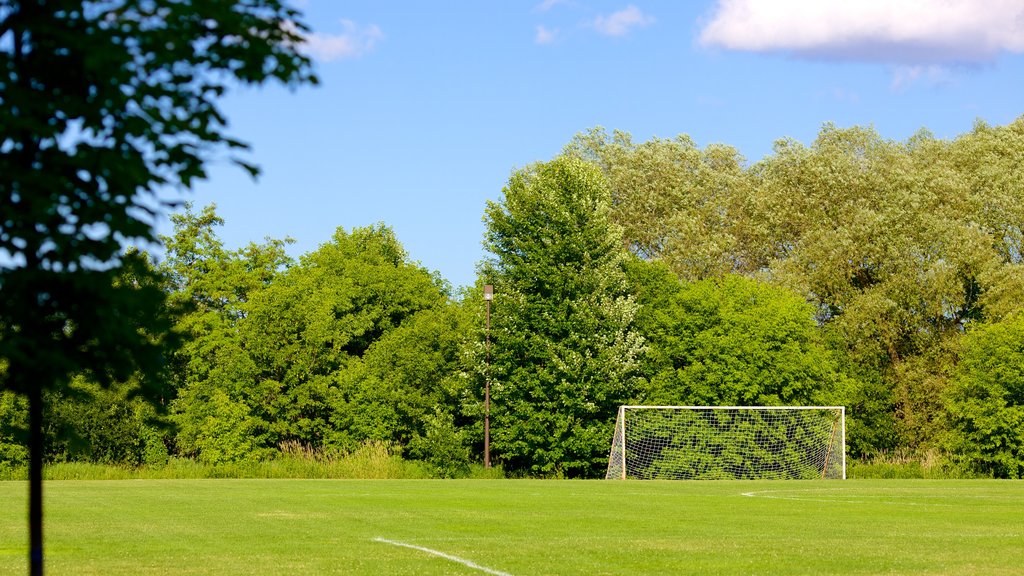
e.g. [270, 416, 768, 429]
[741, 489, 868, 504]
[372, 537, 514, 576]
[741, 488, 956, 506]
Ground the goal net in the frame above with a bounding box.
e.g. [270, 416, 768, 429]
[605, 406, 845, 480]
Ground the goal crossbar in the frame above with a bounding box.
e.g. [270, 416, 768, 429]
[606, 405, 846, 480]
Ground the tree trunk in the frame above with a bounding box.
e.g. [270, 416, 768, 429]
[28, 383, 43, 576]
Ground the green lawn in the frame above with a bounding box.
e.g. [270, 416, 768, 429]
[0, 479, 1020, 575]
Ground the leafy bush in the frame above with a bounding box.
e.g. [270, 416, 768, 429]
[42, 378, 172, 466]
[140, 427, 170, 467]
[0, 391, 28, 470]
[407, 410, 472, 478]
[172, 388, 272, 465]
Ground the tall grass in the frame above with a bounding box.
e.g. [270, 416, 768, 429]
[0, 442, 506, 481]
[848, 448, 983, 479]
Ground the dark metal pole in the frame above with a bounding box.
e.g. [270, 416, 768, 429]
[483, 284, 493, 468]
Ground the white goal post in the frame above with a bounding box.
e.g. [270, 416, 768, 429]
[606, 406, 846, 480]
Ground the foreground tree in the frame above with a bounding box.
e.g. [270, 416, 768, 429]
[0, 2, 315, 572]
[483, 156, 644, 477]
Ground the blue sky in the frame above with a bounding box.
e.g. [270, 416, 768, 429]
[169, 1, 1024, 289]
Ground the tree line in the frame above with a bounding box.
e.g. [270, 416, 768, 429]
[3, 117, 1024, 479]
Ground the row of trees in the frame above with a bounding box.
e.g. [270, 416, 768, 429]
[3, 118, 1023, 479]
[566, 118, 1024, 474]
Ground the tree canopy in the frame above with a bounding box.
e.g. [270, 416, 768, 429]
[1, 0, 316, 397]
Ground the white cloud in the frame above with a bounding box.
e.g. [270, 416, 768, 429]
[535, 0, 567, 12]
[591, 5, 655, 37]
[535, 25, 558, 45]
[304, 19, 383, 62]
[698, 0, 1024, 64]
[891, 65, 955, 90]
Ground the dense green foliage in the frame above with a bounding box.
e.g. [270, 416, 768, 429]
[43, 377, 168, 467]
[947, 313, 1024, 478]
[625, 261, 843, 407]
[0, 391, 28, 474]
[482, 157, 644, 477]
[159, 206, 475, 474]
[3, 117, 1023, 479]
[570, 118, 1024, 473]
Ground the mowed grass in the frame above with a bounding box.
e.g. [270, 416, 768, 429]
[0, 479, 1021, 575]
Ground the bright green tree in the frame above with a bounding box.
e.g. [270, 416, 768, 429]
[626, 259, 844, 406]
[238, 224, 451, 452]
[162, 212, 473, 467]
[344, 304, 475, 472]
[750, 121, 1024, 452]
[946, 313, 1024, 478]
[483, 156, 645, 478]
[0, 2, 314, 569]
[160, 204, 291, 464]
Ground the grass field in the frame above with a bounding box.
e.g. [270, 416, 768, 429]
[0, 479, 1021, 575]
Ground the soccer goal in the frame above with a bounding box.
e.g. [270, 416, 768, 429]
[605, 406, 845, 480]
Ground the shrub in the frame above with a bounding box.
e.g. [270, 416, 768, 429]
[407, 410, 472, 478]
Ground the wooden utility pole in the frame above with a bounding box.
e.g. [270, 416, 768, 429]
[483, 285, 493, 468]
